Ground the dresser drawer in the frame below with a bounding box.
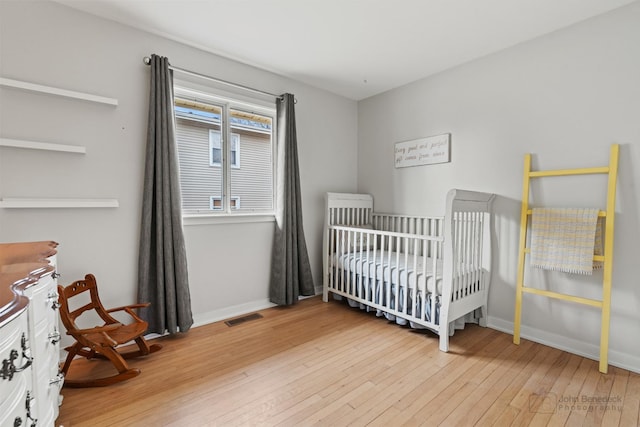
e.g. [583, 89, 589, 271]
[24, 271, 58, 328]
[0, 310, 34, 426]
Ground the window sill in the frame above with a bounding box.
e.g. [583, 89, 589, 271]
[183, 213, 275, 226]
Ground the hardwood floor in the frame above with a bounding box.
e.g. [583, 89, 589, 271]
[56, 296, 639, 427]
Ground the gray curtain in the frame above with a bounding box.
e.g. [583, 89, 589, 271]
[138, 54, 193, 334]
[269, 93, 315, 305]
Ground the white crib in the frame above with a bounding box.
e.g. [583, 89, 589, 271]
[322, 189, 495, 352]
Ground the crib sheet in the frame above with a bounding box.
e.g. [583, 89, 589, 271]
[332, 251, 484, 295]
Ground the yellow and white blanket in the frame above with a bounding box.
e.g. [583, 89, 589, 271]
[530, 207, 601, 275]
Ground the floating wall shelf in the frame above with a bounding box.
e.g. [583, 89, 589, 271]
[0, 198, 119, 209]
[0, 138, 86, 154]
[0, 77, 118, 106]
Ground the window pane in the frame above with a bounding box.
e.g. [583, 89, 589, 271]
[229, 108, 273, 212]
[212, 148, 222, 165]
[230, 133, 240, 168]
[175, 99, 224, 214]
[210, 131, 222, 165]
[211, 198, 222, 210]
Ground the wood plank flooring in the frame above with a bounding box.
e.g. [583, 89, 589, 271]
[56, 296, 639, 427]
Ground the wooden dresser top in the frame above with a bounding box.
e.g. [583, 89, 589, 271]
[0, 241, 57, 325]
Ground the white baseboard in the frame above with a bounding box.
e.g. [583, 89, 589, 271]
[146, 296, 319, 340]
[488, 316, 640, 374]
[191, 294, 322, 329]
[58, 299, 280, 362]
[192, 298, 277, 328]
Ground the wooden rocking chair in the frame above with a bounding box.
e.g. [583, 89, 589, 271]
[58, 273, 162, 387]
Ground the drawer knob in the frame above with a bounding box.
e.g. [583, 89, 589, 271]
[1, 334, 33, 381]
[47, 292, 61, 310]
[49, 372, 65, 387]
[48, 330, 61, 345]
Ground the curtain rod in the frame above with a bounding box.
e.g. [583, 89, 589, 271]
[143, 56, 286, 101]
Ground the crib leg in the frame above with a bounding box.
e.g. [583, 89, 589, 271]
[479, 305, 488, 327]
[322, 287, 329, 302]
[439, 330, 450, 352]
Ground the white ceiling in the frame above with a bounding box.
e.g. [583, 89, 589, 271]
[54, 0, 637, 100]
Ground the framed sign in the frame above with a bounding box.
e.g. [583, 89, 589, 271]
[394, 133, 451, 168]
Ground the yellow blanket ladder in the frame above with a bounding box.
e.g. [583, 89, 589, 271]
[513, 144, 619, 373]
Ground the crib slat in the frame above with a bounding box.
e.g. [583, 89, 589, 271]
[329, 226, 335, 291]
[402, 236, 408, 316]
[474, 212, 480, 293]
[416, 236, 421, 319]
[431, 244, 438, 323]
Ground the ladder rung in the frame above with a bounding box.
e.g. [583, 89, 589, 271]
[521, 286, 603, 308]
[529, 166, 609, 177]
[526, 209, 606, 217]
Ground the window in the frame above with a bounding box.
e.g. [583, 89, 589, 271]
[210, 131, 240, 168]
[210, 196, 240, 210]
[174, 87, 275, 216]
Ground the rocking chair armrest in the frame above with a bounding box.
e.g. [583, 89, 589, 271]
[106, 303, 150, 322]
[106, 302, 150, 313]
[67, 323, 123, 336]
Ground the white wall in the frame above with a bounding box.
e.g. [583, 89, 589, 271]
[0, 1, 358, 335]
[358, 3, 640, 372]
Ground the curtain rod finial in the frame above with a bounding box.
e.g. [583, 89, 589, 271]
[143, 56, 151, 65]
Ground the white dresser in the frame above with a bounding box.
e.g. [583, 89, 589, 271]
[0, 287, 34, 427]
[0, 243, 63, 427]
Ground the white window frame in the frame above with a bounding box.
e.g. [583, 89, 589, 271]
[174, 84, 276, 224]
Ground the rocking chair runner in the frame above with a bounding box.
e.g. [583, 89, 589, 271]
[58, 274, 162, 387]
